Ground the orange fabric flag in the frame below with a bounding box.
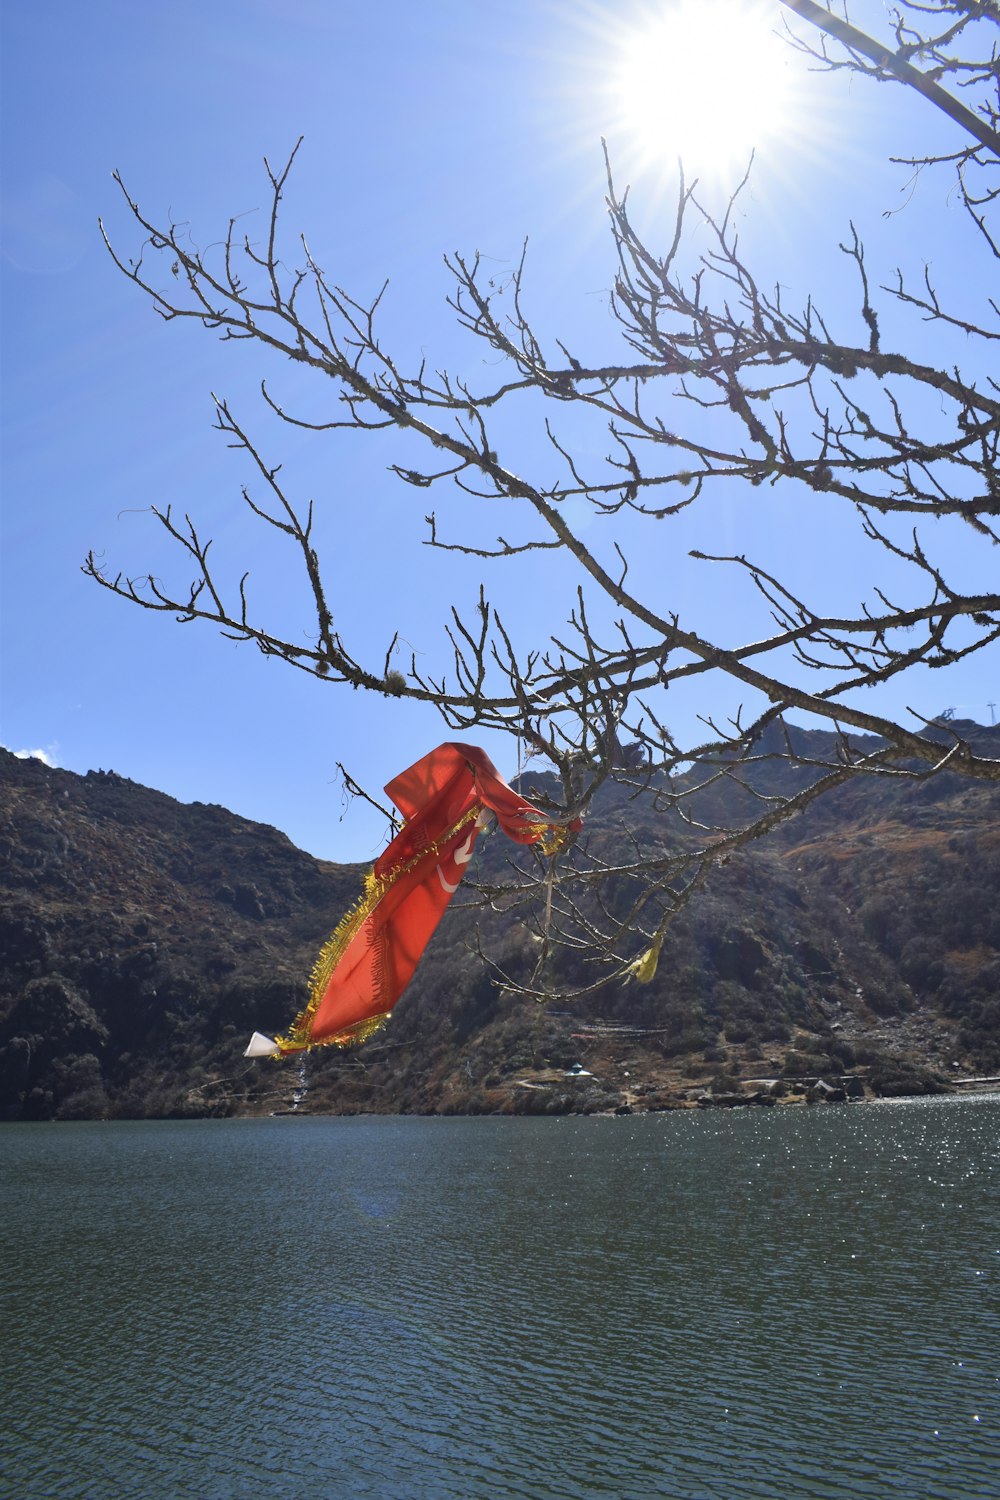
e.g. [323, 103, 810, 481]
[245, 744, 574, 1058]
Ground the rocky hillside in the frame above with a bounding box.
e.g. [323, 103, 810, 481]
[1, 725, 998, 1120]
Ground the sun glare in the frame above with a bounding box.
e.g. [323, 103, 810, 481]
[610, 1, 792, 179]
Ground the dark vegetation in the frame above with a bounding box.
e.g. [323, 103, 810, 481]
[1, 723, 997, 1121]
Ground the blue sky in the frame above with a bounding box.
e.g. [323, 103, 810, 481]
[2, 0, 996, 863]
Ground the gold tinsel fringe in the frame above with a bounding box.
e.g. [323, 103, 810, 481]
[275, 805, 482, 1054]
[537, 823, 573, 858]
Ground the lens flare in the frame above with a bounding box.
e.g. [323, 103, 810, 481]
[610, 1, 793, 177]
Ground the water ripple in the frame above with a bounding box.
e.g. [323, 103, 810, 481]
[2, 1101, 998, 1499]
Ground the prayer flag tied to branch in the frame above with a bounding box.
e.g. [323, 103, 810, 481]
[245, 744, 577, 1059]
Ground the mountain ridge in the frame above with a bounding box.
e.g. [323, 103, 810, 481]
[1, 727, 998, 1120]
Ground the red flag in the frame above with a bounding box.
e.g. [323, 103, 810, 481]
[245, 744, 575, 1058]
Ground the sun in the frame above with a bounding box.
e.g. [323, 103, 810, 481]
[608, 1, 794, 179]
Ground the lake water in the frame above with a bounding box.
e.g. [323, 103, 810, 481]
[2, 1099, 998, 1500]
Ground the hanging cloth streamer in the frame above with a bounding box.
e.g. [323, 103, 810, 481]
[245, 743, 579, 1058]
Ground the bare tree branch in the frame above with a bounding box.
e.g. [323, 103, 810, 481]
[90, 6, 1000, 992]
